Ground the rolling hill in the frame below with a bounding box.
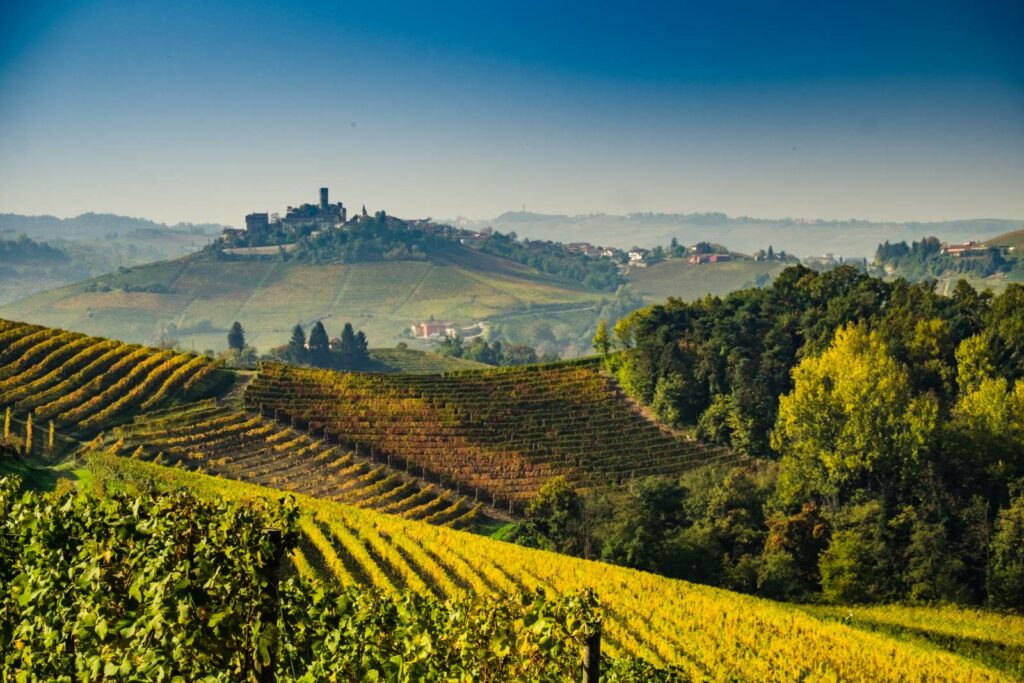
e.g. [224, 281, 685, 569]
[245, 359, 734, 508]
[626, 258, 786, 302]
[990, 227, 1024, 251]
[0, 246, 603, 353]
[82, 451, 1022, 682]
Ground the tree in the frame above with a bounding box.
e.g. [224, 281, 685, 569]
[988, 488, 1024, 607]
[772, 324, 938, 505]
[308, 321, 331, 368]
[227, 321, 246, 351]
[818, 500, 894, 603]
[521, 477, 584, 555]
[287, 324, 307, 364]
[592, 320, 611, 357]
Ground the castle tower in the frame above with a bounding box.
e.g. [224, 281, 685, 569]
[320, 187, 329, 211]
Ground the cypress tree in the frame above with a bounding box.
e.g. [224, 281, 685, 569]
[287, 324, 307, 364]
[227, 321, 246, 351]
[339, 323, 357, 369]
[308, 321, 331, 368]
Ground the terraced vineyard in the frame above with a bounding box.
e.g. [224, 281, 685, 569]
[369, 347, 491, 373]
[105, 400, 486, 529]
[0, 318, 225, 438]
[88, 452, 1020, 683]
[245, 360, 735, 508]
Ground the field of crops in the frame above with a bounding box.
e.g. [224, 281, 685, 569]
[0, 318, 224, 439]
[369, 347, 491, 373]
[88, 451, 1021, 683]
[245, 359, 736, 508]
[105, 400, 486, 529]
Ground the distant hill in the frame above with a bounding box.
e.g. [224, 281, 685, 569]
[0, 212, 226, 240]
[0, 244, 603, 353]
[472, 211, 1024, 260]
[627, 258, 786, 302]
[0, 213, 220, 304]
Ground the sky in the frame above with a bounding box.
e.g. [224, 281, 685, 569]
[1, 0, 1023, 227]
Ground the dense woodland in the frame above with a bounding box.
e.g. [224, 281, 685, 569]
[435, 336, 553, 366]
[520, 266, 1024, 607]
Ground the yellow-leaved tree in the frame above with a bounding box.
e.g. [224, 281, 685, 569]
[771, 323, 938, 506]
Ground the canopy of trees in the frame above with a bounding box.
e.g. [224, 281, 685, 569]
[527, 267, 1024, 606]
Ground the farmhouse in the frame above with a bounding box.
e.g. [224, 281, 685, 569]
[411, 320, 457, 339]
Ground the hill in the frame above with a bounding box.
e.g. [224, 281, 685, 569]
[80, 451, 1021, 682]
[626, 258, 785, 302]
[478, 211, 1023, 260]
[245, 359, 734, 508]
[0, 246, 603, 353]
[0, 214, 217, 304]
[103, 400, 490, 529]
[990, 228, 1024, 251]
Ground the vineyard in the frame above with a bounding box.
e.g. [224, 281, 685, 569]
[106, 400, 488, 529]
[87, 451, 1022, 683]
[0, 319, 226, 442]
[245, 360, 735, 508]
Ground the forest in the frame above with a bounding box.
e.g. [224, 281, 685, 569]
[519, 266, 1024, 607]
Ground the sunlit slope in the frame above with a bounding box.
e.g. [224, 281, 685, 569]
[0, 249, 601, 351]
[626, 259, 786, 302]
[246, 360, 736, 507]
[88, 452, 1017, 683]
[0, 318, 225, 438]
[369, 347, 491, 373]
[106, 400, 487, 529]
[989, 228, 1024, 251]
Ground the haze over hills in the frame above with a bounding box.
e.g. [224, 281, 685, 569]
[0, 213, 221, 305]
[466, 211, 1024, 260]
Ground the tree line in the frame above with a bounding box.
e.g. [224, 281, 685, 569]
[519, 266, 1023, 607]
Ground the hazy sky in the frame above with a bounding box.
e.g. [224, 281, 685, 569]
[1, 0, 1023, 227]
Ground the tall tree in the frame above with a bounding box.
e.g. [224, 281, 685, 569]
[771, 324, 938, 506]
[227, 321, 246, 351]
[592, 320, 611, 357]
[307, 321, 331, 368]
[287, 324, 307, 365]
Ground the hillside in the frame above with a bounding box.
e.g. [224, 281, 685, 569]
[245, 359, 734, 508]
[990, 228, 1024, 250]
[0, 214, 218, 304]
[626, 258, 785, 302]
[81, 451, 1021, 682]
[104, 400, 490, 529]
[1, 246, 603, 353]
[0, 319, 226, 441]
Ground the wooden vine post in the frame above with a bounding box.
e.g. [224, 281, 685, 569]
[24, 413, 33, 455]
[582, 626, 601, 683]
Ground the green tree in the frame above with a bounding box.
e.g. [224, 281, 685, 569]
[521, 477, 584, 555]
[988, 488, 1024, 607]
[772, 324, 938, 504]
[227, 321, 245, 351]
[287, 324, 307, 365]
[818, 500, 894, 603]
[592, 319, 611, 357]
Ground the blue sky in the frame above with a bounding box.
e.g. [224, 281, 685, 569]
[1, 0, 1022, 225]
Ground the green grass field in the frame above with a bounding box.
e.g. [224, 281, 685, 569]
[1, 249, 602, 352]
[626, 259, 786, 302]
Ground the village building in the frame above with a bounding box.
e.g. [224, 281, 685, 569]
[411, 320, 457, 339]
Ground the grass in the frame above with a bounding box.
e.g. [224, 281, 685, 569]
[626, 258, 786, 302]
